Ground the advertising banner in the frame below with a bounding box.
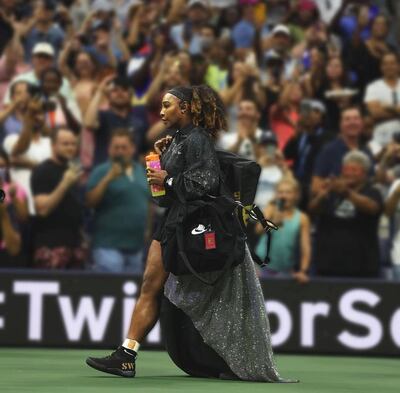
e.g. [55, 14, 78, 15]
[0, 271, 399, 355]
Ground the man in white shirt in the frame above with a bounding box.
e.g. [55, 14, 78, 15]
[217, 99, 263, 161]
[2, 98, 52, 214]
[364, 52, 400, 156]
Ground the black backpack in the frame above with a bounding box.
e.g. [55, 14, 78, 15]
[215, 149, 261, 227]
[161, 150, 277, 285]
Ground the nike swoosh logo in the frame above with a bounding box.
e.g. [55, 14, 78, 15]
[191, 225, 207, 235]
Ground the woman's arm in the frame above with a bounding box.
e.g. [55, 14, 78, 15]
[385, 183, 400, 216]
[11, 116, 33, 157]
[166, 0, 186, 25]
[220, 77, 243, 107]
[3, 29, 21, 78]
[0, 204, 21, 256]
[0, 102, 16, 125]
[58, 40, 76, 84]
[255, 203, 275, 234]
[8, 185, 29, 222]
[57, 94, 81, 134]
[113, 17, 130, 63]
[126, 5, 143, 48]
[351, 6, 370, 47]
[308, 187, 330, 215]
[86, 165, 122, 209]
[84, 74, 115, 130]
[165, 131, 220, 201]
[144, 55, 175, 104]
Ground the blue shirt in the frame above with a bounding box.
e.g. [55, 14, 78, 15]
[0, 115, 23, 145]
[313, 137, 374, 177]
[86, 161, 151, 251]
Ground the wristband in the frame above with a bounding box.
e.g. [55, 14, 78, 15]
[164, 175, 174, 188]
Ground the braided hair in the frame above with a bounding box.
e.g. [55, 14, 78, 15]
[168, 85, 227, 137]
[190, 85, 227, 137]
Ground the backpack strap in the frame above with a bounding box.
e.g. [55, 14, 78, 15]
[237, 203, 277, 268]
[259, 230, 272, 267]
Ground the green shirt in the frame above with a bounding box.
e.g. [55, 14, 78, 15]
[205, 64, 228, 91]
[256, 209, 301, 272]
[87, 161, 151, 251]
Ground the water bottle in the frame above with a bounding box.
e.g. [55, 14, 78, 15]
[145, 152, 166, 197]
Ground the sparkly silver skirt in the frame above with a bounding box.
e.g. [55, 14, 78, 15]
[164, 245, 295, 382]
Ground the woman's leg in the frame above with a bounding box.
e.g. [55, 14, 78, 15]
[126, 240, 168, 342]
[86, 240, 168, 377]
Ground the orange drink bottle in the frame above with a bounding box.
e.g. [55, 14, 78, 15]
[145, 152, 166, 197]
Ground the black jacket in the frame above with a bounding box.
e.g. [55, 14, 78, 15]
[160, 124, 220, 205]
[153, 124, 221, 242]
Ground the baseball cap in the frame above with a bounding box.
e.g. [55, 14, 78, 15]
[271, 24, 290, 37]
[301, 99, 326, 114]
[309, 99, 326, 113]
[32, 42, 55, 57]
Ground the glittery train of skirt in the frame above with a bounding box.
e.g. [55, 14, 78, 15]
[164, 244, 297, 382]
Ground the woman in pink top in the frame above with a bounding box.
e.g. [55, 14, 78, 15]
[59, 40, 100, 117]
[0, 149, 29, 265]
[0, 30, 30, 108]
[0, 151, 29, 224]
[269, 80, 303, 151]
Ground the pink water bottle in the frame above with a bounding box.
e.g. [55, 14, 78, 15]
[145, 152, 166, 197]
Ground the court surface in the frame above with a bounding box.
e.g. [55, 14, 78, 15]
[0, 349, 399, 393]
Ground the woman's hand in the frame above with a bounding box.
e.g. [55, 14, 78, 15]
[292, 271, 310, 285]
[154, 136, 173, 155]
[147, 167, 168, 186]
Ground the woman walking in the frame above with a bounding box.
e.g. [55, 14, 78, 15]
[86, 85, 295, 383]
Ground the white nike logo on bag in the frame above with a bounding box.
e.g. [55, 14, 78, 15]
[191, 224, 207, 235]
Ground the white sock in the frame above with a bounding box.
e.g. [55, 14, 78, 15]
[122, 338, 140, 353]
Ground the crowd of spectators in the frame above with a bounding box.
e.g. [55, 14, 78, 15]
[1, 0, 400, 282]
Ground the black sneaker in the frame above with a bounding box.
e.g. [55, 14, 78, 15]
[86, 346, 137, 378]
